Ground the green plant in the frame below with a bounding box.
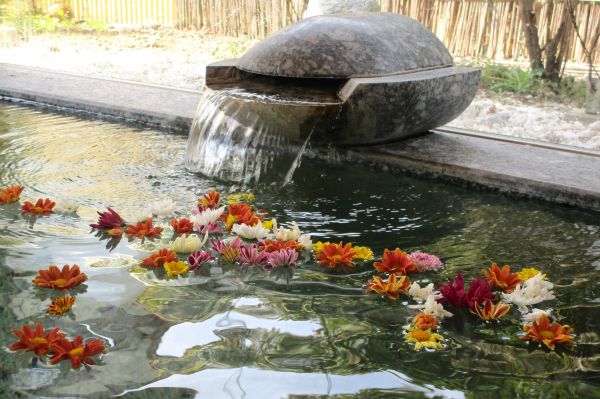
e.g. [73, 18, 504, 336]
[481, 64, 542, 95]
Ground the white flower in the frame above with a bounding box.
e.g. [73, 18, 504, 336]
[128, 208, 152, 223]
[149, 198, 178, 218]
[54, 200, 79, 214]
[502, 273, 555, 312]
[272, 220, 302, 241]
[422, 294, 453, 319]
[408, 282, 441, 303]
[170, 233, 207, 253]
[298, 234, 313, 250]
[521, 308, 553, 324]
[232, 223, 270, 240]
[190, 206, 225, 230]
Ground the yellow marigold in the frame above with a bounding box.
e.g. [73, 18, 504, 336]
[404, 327, 444, 351]
[227, 193, 254, 204]
[312, 241, 330, 254]
[47, 296, 75, 316]
[517, 267, 546, 281]
[164, 261, 189, 277]
[262, 219, 274, 230]
[352, 246, 373, 261]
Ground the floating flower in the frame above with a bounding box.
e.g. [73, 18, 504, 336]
[465, 277, 495, 309]
[409, 251, 444, 272]
[315, 241, 356, 269]
[197, 221, 223, 235]
[239, 244, 269, 267]
[90, 208, 125, 230]
[227, 192, 254, 204]
[272, 220, 302, 241]
[47, 296, 76, 316]
[191, 206, 225, 230]
[438, 273, 468, 308]
[520, 313, 573, 350]
[0, 184, 24, 204]
[262, 219, 274, 230]
[198, 190, 221, 209]
[365, 274, 410, 299]
[412, 311, 440, 330]
[54, 200, 79, 214]
[142, 248, 178, 268]
[312, 241, 330, 254]
[353, 246, 374, 261]
[517, 268, 546, 281]
[21, 198, 55, 215]
[484, 263, 521, 292]
[33, 264, 87, 291]
[9, 323, 65, 356]
[260, 239, 302, 253]
[408, 282, 441, 302]
[148, 198, 177, 218]
[164, 260, 189, 277]
[267, 248, 299, 268]
[107, 227, 124, 237]
[50, 336, 105, 369]
[471, 300, 511, 321]
[422, 294, 453, 318]
[212, 237, 244, 262]
[170, 233, 205, 253]
[373, 248, 416, 275]
[125, 218, 163, 239]
[171, 217, 194, 234]
[522, 308, 553, 324]
[188, 250, 214, 270]
[404, 327, 444, 351]
[297, 234, 313, 250]
[502, 273, 555, 311]
[232, 223, 270, 240]
[224, 203, 260, 231]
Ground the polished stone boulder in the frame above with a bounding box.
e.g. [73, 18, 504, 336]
[237, 13, 453, 79]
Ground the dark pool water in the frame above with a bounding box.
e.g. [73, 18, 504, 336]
[0, 102, 599, 398]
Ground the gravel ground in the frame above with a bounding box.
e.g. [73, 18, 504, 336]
[1, 31, 598, 150]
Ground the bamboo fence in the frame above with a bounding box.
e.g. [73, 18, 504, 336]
[28, 0, 600, 64]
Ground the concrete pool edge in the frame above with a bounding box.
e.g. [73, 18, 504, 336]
[1, 63, 599, 212]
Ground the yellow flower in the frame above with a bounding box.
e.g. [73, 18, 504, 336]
[352, 246, 373, 261]
[262, 219, 274, 230]
[517, 268, 546, 281]
[47, 296, 75, 316]
[164, 261, 189, 277]
[404, 327, 444, 351]
[227, 193, 254, 205]
[312, 241, 330, 254]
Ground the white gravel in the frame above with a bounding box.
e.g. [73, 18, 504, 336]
[1, 32, 598, 150]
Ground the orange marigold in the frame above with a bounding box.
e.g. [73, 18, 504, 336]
[0, 184, 24, 204]
[9, 322, 65, 356]
[50, 336, 106, 369]
[21, 198, 55, 215]
[171, 217, 194, 234]
[33, 264, 88, 290]
[484, 263, 521, 292]
[125, 218, 163, 239]
[47, 296, 76, 316]
[198, 190, 221, 209]
[141, 248, 178, 268]
[365, 274, 410, 299]
[260, 239, 302, 253]
[471, 300, 511, 321]
[373, 248, 416, 275]
[412, 311, 440, 330]
[315, 241, 356, 268]
[223, 203, 260, 231]
[520, 313, 574, 350]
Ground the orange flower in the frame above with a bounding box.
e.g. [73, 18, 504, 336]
[171, 217, 194, 234]
[50, 336, 105, 369]
[47, 296, 76, 316]
[365, 274, 410, 299]
[412, 311, 440, 330]
[260, 239, 302, 253]
[141, 248, 178, 268]
[107, 227, 124, 237]
[520, 313, 573, 350]
[21, 198, 55, 215]
[125, 218, 163, 239]
[224, 203, 259, 230]
[471, 300, 511, 321]
[0, 184, 24, 204]
[373, 248, 416, 275]
[33, 264, 88, 290]
[484, 263, 521, 292]
[9, 322, 65, 356]
[315, 241, 356, 268]
[198, 190, 221, 209]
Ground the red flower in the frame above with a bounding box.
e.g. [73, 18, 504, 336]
[0, 184, 24, 204]
[21, 198, 55, 215]
[171, 217, 194, 234]
[413, 311, 440, 330]
[315, 242, 356, 268]
[520, 313, 574, 350]
[9, 322, 65, 356]
[125, 218, 163, 239]
[198, 190, 221, 209]
[33, 264, 88, 290]
[90, 207, 125, 230]
[466, 277, 495, 309]
[223, 203, 260, 230]
[373, 248, 416, 275]
[50, 336, 105, 369]
[259, 239, 302, 253]
[438, 273, 468, 308]
[365, 274, 410, 299]
[484, 263, 521, 292]
[141, 248, 178, 268]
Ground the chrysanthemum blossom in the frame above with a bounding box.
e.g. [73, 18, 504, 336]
[272, 220, 302, 241]
[404, 327, 444, 351]
[408, 282, 441, 303]
[412, 311, 440, 331]
[260, 239, 302, 253]
[125, 218, 163, 239]
[312, 241, 330, 254]
[365, 274, 410, 300]
[224, 203, 260, 230]
[297, 234, 313, 250]
[198, 190, 221, 209]
[90, 207, 125, 230]
[502, 273, 555, 312]
[50, 336, 105, 369]
[47, 296, 76, 316]
[188, 250, 214, 270]
[408, 251, 444, 272]
[141, 248, 178, 268]
[517, 268, 546, 281]
[0, 184, 24, 204]
[170, 233, 205, 253]
[164, 260, 189, 277]
[232, 223, 270, 240]
[352, 246, 374, 261]
[21, 198, 56, 215]
[9, 323, 65, 356]
[267, 248, 299, 268]
[171, 217, 194, 234]
[239, 244, 269, 267]
[33, 264, 88, 291]
[520, 313, 573, 350]
[149, 198, 177, 218]
[521, 308, 553, 324]
[422, 295, 453, 319]
[54, 200, 79, 214]
[373, 248, 416, 275]
[471, 300, 511, 321]
[191, 206, 225, 230]
[315, 242, 356, 269]
[484, 263, 521, 292]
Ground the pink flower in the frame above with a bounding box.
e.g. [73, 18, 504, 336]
[239, 244, 269, 267]
[197, 222, 223, 234]
[268, 249, 299, 268]
[409, 251, 444, 272]
[90, 208, 125, 230]
[211, 237, 244, 262]
[188, 250, 214, 270]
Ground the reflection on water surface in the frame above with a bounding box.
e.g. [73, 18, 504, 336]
[0, 102, 599, 398]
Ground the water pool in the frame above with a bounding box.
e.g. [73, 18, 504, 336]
[0, 101, 599, 398]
